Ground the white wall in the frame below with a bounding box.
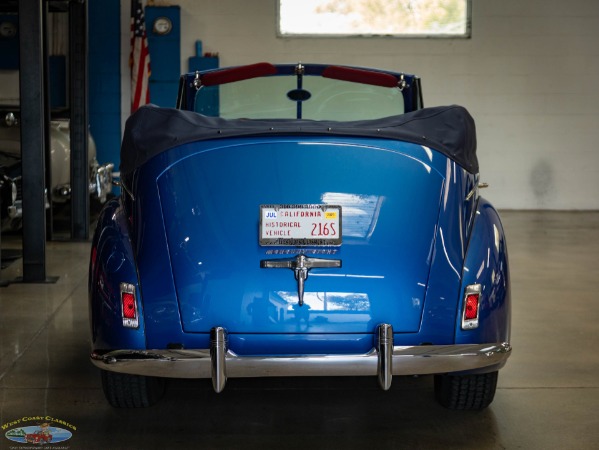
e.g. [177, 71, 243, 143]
[2, 2, 597, 209]
[140, 0, 596, 210]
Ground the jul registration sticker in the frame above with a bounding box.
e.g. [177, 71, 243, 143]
[260, 204, 342, 246]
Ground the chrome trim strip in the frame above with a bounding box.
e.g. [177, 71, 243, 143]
[465, 182, 489, 201]
[91, 342, 512, 391]
[112, 179, 135, 201]
[376, 324, 393, 390]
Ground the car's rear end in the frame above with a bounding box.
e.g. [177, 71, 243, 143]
[89, 63, 510, 409]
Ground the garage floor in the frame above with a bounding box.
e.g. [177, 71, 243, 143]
[0, 210, 597, 450]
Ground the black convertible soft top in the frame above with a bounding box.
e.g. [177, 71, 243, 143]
[120, 104, 478, 176]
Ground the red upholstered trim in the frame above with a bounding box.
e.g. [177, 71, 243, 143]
[322, 66, 398, 87]
[201, 62, 278, 86]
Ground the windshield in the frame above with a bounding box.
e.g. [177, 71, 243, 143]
[194, 74, 405, 121]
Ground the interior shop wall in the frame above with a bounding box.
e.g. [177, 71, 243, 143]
[120, 0, 597, 210]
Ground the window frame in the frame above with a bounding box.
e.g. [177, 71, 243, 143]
[276, 0, 472, 39]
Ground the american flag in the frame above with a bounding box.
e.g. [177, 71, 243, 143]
[130, 0, 151, 113]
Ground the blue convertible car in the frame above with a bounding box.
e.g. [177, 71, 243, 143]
[89, 63, 511, 409]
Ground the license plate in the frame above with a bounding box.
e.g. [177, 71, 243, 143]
[260, 204, 342, 246]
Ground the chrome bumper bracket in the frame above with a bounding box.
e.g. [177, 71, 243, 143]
[376, 324, 393, 390]
[210, 327, 228, 393]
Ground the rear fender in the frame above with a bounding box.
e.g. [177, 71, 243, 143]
[416, 161, 476, 345]
[89, 198, 146, 350]
[455, 197, 511, 345]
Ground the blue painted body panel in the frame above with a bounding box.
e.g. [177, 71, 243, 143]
[89, 199, 146, 350]
[89, 127, 508, 360]
[89, 134, 511, 358]
[157, 138, 441, 337]
[455, 197, 511, 345]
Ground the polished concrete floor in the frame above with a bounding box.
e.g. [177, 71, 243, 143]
[0, 211, 597, 449]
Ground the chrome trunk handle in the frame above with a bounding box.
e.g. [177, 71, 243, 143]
[260, 254, 341, 306]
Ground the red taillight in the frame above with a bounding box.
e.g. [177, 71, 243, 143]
[464, 294, 479, 320]
[120, 283, 139, 328]
[122, 292, 136, 319]
[461, 284, 481, 330]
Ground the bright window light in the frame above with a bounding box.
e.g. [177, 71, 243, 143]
[278, 0, 470, 37]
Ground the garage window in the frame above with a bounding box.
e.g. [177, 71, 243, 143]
[278, 0, 471, 38]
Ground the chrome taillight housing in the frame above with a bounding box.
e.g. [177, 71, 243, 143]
[120, 282, 139, 328]
[461, 284, 481, 330]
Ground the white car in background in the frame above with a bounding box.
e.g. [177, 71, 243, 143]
[0, 107, 114, 229]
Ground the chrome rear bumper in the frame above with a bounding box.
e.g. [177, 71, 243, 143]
[91, 325, 511, 393]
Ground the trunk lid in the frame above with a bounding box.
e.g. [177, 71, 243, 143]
[156, 137, 444, 334]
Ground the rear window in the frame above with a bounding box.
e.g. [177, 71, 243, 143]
[194, 75, 405, 121]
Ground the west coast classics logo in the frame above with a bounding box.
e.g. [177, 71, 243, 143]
[3, 416, 76, 446]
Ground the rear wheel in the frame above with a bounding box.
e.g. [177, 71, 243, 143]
[434, 371, 498, 410]
[101, 370, 166, 408]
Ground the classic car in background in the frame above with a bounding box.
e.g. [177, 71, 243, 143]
[89, 63, 511, 410]
[0, 157, 22, 228]
[0, 107, 114, 230]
